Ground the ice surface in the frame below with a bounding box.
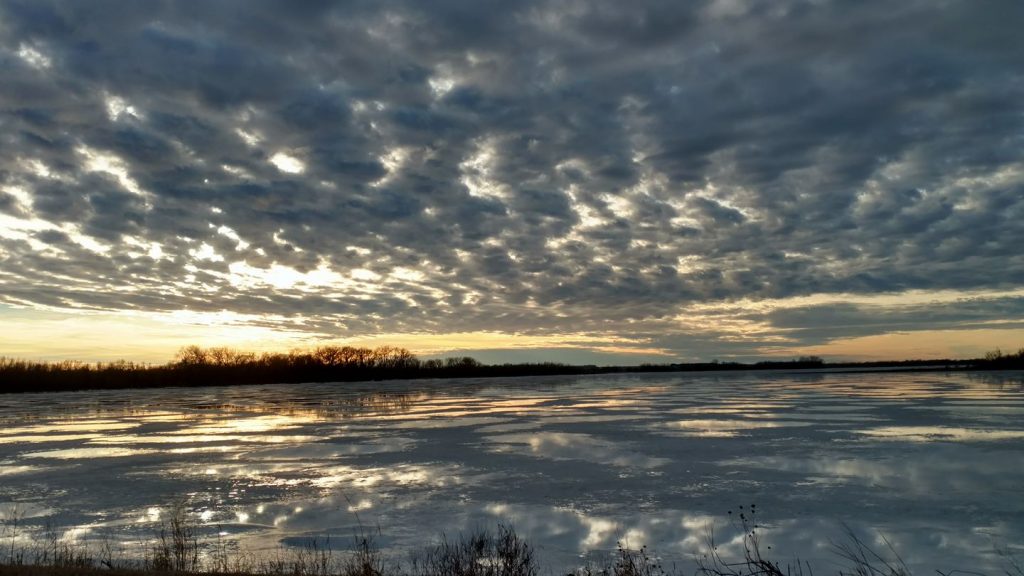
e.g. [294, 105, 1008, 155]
[1, 371, 1022, 574]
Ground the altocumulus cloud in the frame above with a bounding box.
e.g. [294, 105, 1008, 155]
[1, 0, 1023, 361]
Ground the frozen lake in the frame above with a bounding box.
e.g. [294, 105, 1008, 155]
[1, 371, 1023, 574]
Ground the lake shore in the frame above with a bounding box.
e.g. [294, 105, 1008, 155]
[4, 343, 1022, 394]
[4, 517, 1003, 576]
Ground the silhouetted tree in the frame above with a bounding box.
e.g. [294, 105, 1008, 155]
[175, 345, 209, 366]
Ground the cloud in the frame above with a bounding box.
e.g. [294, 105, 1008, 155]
[1, 0, 1022, 360]
[762, 296, 1024, 345]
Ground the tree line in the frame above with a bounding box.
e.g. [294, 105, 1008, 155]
[0, 345, 1021, 394]
[0, 345, 490, 393]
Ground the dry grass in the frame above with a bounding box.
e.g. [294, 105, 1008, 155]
[411, 524, 536, 576]
[696, 505, 803, 576]
[572, 542, 668, 576]
[146, 502, 199, 573]
[3, 503, 1022, 576]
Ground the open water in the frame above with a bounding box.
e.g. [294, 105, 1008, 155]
[1, 371, 1023, 574]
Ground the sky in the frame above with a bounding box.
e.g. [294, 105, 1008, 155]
[1, 0, 1023, 365]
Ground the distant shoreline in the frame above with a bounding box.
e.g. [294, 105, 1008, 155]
[2, 345, 1022, 394]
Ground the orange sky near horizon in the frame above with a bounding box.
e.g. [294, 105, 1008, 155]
[2, 302, 1020, 365]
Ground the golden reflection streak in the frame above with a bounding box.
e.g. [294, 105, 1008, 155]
[23, 447, 161, 459]
[0, 434, 99, 443]
[855, 426, 1024, 441]
[0, 421, 140, 435]
[754, 375, 1024, 401]
[91, 434, 321, 444]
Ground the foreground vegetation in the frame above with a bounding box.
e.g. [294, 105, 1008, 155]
[1, 345, 1022, 394]
[4, 504, 1019, 576]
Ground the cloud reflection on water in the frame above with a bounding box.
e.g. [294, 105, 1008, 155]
[855, 426, 1024, 442]
[0, 373, 1022, 575]
[487, 432, 670, 469]
[662, 418, 811, 438]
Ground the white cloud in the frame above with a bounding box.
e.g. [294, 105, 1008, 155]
[269, 152, 305, 174]
[16, 43, 51, 69]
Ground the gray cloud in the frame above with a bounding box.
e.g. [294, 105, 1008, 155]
[762, 297, 1024, 345]
[1, 0, 1022, 358]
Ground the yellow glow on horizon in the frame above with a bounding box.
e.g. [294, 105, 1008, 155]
[332, 331, 659, 356]
[669, 288, 1024, 352]
[1, 284, 1021, 364]
[0, 308, 315, 363]
[781, 328, 1024, 361]
[0, 307, 667, 363]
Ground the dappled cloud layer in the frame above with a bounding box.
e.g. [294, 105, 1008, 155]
[2, 1, 1023, 360]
